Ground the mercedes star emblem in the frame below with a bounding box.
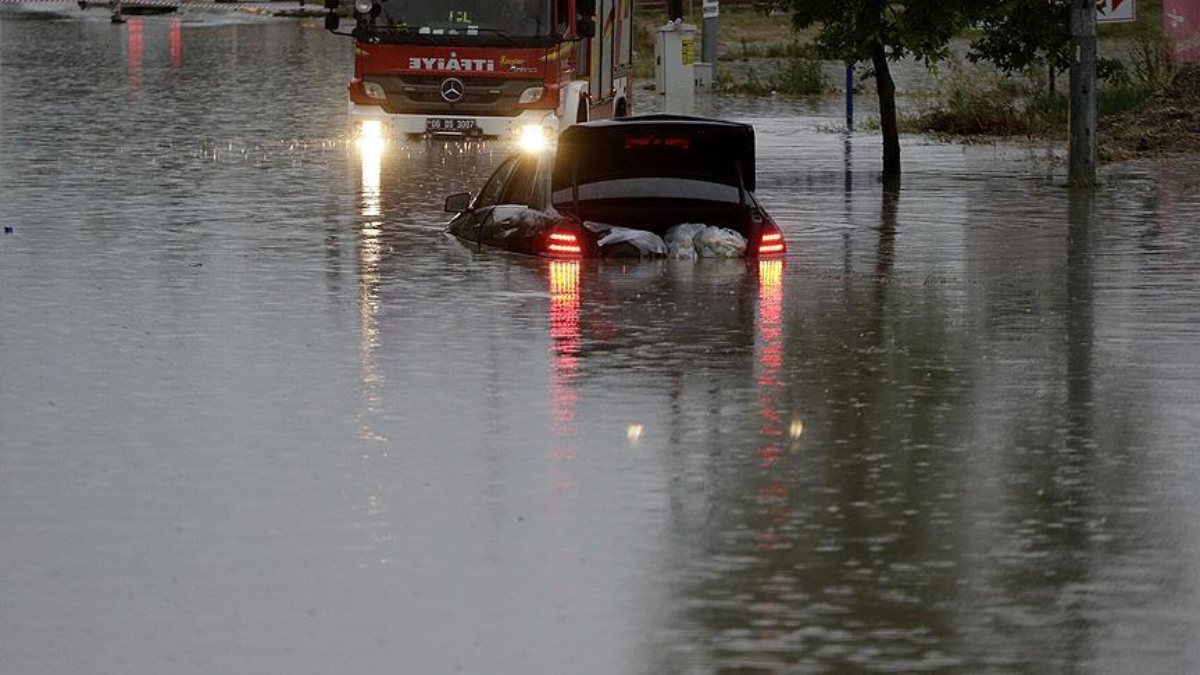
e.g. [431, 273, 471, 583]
[440, 78, 465, 103]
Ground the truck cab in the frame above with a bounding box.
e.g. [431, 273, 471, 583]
[325, 0, 633, 140]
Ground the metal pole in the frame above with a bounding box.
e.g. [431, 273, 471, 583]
[1069, 0, 1098, 186]
[702, 1, 718, 73]
[845, 62, 854, 130]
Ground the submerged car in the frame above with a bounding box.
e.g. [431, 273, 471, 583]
[444, 115, 787, 259]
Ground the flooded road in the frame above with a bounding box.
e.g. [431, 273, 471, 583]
[4, 12, 1200, 674]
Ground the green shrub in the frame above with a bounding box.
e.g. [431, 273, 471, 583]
[774, 57, 826, 96]
[718, 55, 828, 96]
[1127, 26, 1174, 90]
[903, 66, 1042, 136]
[1099, 84, 1158, 115]
[740, 69, 772, 95]
[901, 64, 1160, 138]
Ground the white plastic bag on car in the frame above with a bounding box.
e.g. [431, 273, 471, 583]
[695, 226, 747, 258]
[597, 226, 667, 257]
[513, 208, 557, 229]
[583, 220, 613, 234]
[665, 223, 708, 260]
[497, 208, 558, 243]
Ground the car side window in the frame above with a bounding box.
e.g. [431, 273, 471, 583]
[498, 155, 538, 206]
[555, 0, 568, 34]
[474, 157, 519, 209]
[526, 154, 552, 211]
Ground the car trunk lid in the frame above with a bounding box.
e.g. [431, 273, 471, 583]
[550, 115, 756, 221]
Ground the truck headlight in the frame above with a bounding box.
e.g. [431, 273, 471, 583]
[517, 86, 544, 105]
[518, 125, 550, 153]
[363, 81, 386, 100]
[354, 0, 373, 14]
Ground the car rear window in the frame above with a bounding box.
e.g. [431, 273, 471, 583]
[551, 121, 755, 211]
[551, 177, 741, 205]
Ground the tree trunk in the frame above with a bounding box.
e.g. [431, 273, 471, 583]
[870, 42, 900, 180]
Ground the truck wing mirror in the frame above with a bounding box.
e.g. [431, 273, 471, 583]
[576, 16, 595, 38]
[324, 11, 339, 31]
[576, 0, 595, 37]
[444, 192, 473, 213]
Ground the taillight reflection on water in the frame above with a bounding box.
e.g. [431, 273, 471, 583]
[549, 260, 581, 437]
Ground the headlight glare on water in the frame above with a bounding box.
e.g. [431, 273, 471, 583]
[356, 120, 385, 155]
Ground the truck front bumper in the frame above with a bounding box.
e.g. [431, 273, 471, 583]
[349, 103, 558, 140]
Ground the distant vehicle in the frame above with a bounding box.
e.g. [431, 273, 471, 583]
[77, 0, 177, 16]
[323, 0, 634, 140]
[443, 115, 787, 259]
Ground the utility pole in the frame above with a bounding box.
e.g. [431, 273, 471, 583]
[702, 0, 718, 75]
[1069, 0, 1098, 186]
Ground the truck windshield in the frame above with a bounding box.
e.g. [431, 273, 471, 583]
[375, 0, 554, 38]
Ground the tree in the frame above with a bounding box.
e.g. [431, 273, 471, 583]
[792, 0, 972, 179]
[967, 0, 1118, 186]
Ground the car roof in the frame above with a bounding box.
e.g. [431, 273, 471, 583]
[553, 115, 756, 195]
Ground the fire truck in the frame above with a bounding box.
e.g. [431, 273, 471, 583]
[324, 0, 634, 140]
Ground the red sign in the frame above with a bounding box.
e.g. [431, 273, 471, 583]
[1165, 0, 1200, 63]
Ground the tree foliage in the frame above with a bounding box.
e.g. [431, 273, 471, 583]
[792, 0, 972, 66]
[968, 0, 1074, 74]
[968, 0, 1126, 82]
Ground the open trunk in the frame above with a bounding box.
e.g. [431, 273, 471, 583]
[550, 115, 764, 258]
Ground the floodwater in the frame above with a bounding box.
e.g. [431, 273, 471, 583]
[3, 11, 1200, 675]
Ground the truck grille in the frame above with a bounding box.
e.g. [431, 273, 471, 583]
[368, 76, 542, 118]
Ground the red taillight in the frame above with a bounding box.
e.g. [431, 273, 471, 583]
[757, 226, 786, 257]
[546, 230, 583, 257]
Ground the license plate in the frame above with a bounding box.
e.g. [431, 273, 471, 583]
[426, 118, 477, 133]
